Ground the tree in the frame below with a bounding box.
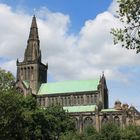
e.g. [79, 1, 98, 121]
[45, 105, 75, 140]
[111, 0, 140, 53]
[0, 90, 25, 139]
[0, 68, 15, 92]
[0, 89, 75, 140]
[100, 122, 120, 140]
[120, 125, 140, 140]
[60, 125, 100, 140]
[83, 125, 101, 140]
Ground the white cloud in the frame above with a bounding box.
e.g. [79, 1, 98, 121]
[0, 2, 140, 84]
[0, 60, 16, 76]
[108, 0, 119, 16]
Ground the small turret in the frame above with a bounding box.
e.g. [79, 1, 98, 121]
[122, 103, 129, 110]
[114, 100, 122, 110]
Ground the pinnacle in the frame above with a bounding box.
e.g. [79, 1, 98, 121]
[31, 15, 37, 28]
[28, 15, 39, 41]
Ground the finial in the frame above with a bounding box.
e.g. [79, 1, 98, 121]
[102, 71, 104, 76]
[16, 58, 19, 64]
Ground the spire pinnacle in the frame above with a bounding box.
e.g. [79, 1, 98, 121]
[24, 16, 41, 62]
[31, 15, 37, 28]
[28, 15, 39, 41]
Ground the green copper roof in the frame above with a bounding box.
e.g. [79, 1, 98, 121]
[38, 79, 100, 95]
[63, 105, 97, 113]
[23, 80, 29, 88]
[101, 108, 119, 112]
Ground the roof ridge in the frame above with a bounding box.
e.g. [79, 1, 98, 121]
[42, 78, 100, 85]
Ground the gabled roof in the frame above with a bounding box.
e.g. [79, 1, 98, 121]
[22, 80, 29, 89]
[63, 105, 97, 113]
[38, 79, 100, 95]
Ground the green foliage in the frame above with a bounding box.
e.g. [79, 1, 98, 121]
[60, 125, 100, 140]
[0, 90, 25, 139]
[60, 123, 140, 140]
[45, 105, 75, 139]
[121, 125, 140, 140]
[111, 0, 140, 53]
[0, 68, 15, 92]
[101, 122, 121, 140]
[0, 90, 75, 140]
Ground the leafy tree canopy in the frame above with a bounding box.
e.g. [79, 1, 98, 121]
[121, 125, 140, 140]
[111, 0, 140, 53]
[101, 122, 121, 140]
[0, 68, 15, 92]
[60, 125, 101, 140]
[0, 90, 75, 140]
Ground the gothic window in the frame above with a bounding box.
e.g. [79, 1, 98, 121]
[51, 97, 54, 105]
[38, 98, 41, 106]
[91, 95, 94, 104]
[102, 115, 108, 124]
[89, 95, 91, 104]
[94, 95, 97, 103]
[48, 98, 50, 106]
[55, 97, 58, 105]
[80, 96, 84, 104]
[87, 95, 89, 104]
[28, 67, 30, 79]
[66, 96, 69, 106]
[75, 118, 80, 130]
[64, 97, 67, 106]
[62, 97, 65, 106]
[60, 97, 63, 106]
[84, 117, 93, 128]
[21, 68, 23, 75]
[114, 116, 120, 126]
[74, 96, 76, 105]
[41, 98, 45, 107]
[50, 98, 53, 106]
[77, 96, 80, 105]
[31, 67, 34, 80]
[68, 97, 71, 106]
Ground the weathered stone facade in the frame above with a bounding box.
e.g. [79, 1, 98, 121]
[16, 16, 140, 131]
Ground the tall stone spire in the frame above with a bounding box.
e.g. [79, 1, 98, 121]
[24, 15, 41, 62]
[16, 15, 48, 95]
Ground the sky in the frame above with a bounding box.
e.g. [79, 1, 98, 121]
[0, 0, 140, 110]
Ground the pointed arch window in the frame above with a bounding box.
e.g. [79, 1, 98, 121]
[75, 118, 80, 130]
[84, 117, 93, 129]
[114, 116, 120, 126]
[102, 115, 108, 124]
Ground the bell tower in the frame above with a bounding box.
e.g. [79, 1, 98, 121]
[16, 15, 48, 94]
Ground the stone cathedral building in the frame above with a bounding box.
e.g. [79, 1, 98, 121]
[16, 16, 140, 131]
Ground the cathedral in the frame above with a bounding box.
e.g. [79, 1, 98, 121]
[16, 16, 140, 131]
